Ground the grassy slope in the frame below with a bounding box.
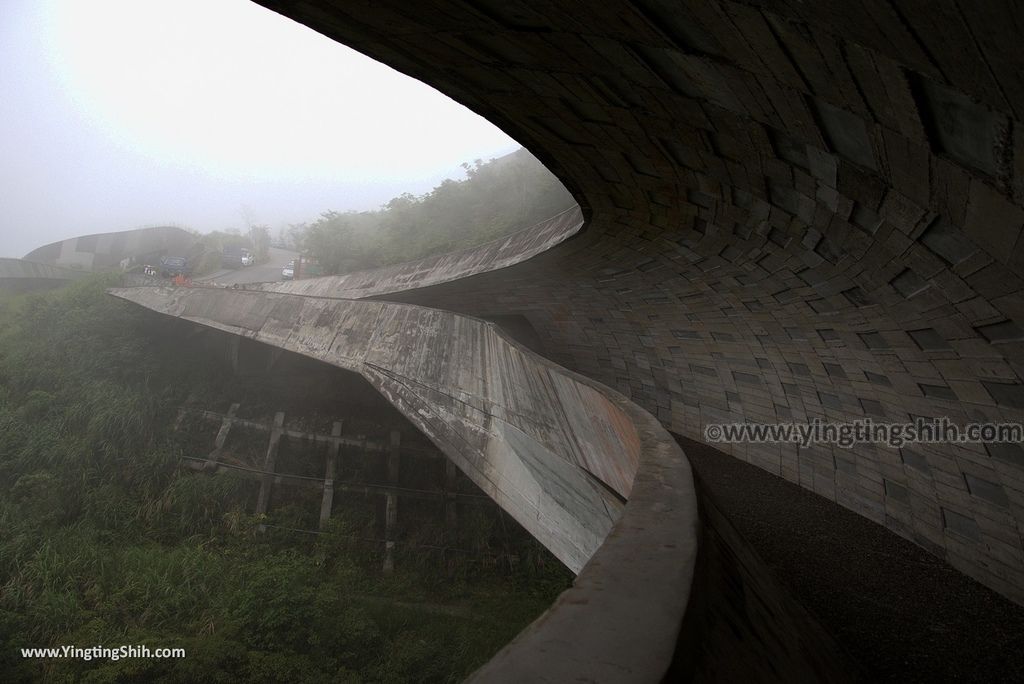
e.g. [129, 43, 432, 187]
[0, 276, 569, 683]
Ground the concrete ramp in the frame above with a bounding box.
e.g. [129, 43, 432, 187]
[109, 285, 644, 572]
[253, 205, 584, 301]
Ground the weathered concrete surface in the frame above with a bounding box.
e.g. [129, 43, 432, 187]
[109, 285, 670, 574]
[255, 205, 583, 300]
[0, 258, 87, 292]
[468, 391, 699, 683]
[112, 282, 864, 680]
[102, 0, 1024, 674]
[251, 0, 1024, 605]
[25, 225, 195, 271]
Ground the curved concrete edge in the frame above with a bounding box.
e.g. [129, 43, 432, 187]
[468, 388, 698, 683]
[110, 283, 699, 679]
[253, 205, 583, 300]
[106, 285, 678, 577]
[23, 225, 195, 272]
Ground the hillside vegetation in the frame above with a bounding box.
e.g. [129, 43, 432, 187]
[292, 148, 575, 275]
[0, 277, 569, 682]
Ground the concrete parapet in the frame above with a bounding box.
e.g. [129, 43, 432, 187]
[108, 285, 666, 573]
[254, 205, 584, 301]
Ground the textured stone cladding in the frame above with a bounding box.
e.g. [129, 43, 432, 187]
[254, 1, 1024, 603]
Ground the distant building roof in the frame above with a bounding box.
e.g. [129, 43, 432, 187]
[24, 226, 196, 272]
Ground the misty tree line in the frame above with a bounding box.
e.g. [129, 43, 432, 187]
[190, 225, 272, 273]
[283, 148, 575, 275]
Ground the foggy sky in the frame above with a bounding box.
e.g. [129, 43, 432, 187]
[0, 0, 520, 258]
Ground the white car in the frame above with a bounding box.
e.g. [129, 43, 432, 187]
[241, 252, 254, 266]
[282, 260, 294, 280]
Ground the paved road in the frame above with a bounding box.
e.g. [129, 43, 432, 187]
[197, 247, 298, 285]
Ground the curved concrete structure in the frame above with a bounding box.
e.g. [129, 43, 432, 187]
[238, 0, 1024, 606]
[257, 205, 584, 300]
[109, 283, 700, 680]
[105, 1, 1024, 677]
[25, 225, 195, 271]
[109, 285, 689, 572]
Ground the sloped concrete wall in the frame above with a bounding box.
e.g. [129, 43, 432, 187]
[110, 283, 704, 679]
[256, 205, 584, 300]
[109, 285, 685, 574]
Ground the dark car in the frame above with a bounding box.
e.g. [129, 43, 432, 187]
[222, 246, 253, 269]
[159, 256, 191, 277]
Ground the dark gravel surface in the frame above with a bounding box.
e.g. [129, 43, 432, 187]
[676, 434, 1024, 683]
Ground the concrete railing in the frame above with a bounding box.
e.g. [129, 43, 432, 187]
[254, 205, 584, 300]
[468, 375, 698, 683]
[109, 203, 697, 679]
[109, 283, 699, 678]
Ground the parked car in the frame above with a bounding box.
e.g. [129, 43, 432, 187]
[282, 260, 294, 280]
[222, 246, 254, 269]
[159, 256, 191, 277]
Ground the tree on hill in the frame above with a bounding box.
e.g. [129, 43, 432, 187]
[250, 225, 271, 260]
[296, 148, 574, 276]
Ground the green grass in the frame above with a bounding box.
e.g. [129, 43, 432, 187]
[0, 276, 570, 682]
